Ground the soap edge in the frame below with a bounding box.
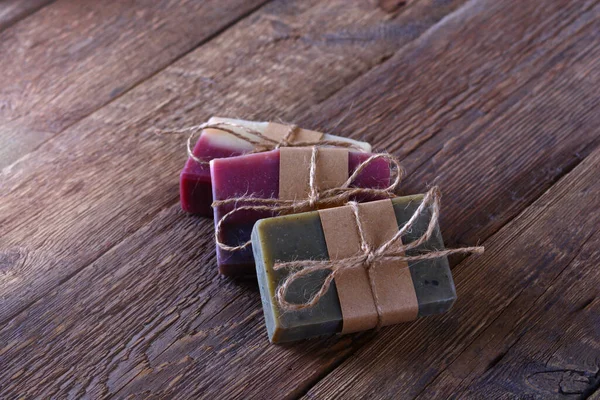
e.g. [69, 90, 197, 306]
[252, 219, 280, 343]
[391, 195, 458, 316]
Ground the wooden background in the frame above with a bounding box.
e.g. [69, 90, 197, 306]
[1, 0, 599, 398]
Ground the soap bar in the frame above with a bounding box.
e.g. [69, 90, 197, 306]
[211, 149, 391, 276]
[180, 117, 372, 216]
[252, 194, 456, 343]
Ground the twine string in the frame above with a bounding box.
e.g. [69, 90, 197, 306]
[349, 201, 384, 329]
[212, 147, 405, 252]
[158, 121, 367, 165]
[275, 124, 298, 149]
[272, 186, 485, 325]
[162, 121, 484, 328]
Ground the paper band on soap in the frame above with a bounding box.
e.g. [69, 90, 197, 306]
[318, 199, 419, 334]
[264, 122, 324, 145]
[278, 147, 349, 201]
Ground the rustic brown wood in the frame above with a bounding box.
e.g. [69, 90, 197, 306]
[455, 234, 600, 399]
[307, 0, 600, 248]
[300, 0, 600, 398]
[305, 146, 600, 399]
[0, 0, 467, 325]
[1, 0, 599, 398]
[0, 0, 471, 397]
[377, 0, 408, 13]
[415, 227, 600, 394]
[0, 0, 53, 32]
[0, 0, 269, 169]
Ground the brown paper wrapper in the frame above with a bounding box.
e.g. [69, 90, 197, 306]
[264, 122, 324, 144]
[278, 147, 349, 201]
[318, 199, 419, 334]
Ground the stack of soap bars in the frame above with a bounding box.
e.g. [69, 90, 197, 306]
[179, 117, 471, 344]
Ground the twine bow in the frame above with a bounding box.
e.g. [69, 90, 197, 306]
[213, 146, 405, 252]
[273, 186, 484, 329]
[159, 121, 367, 164]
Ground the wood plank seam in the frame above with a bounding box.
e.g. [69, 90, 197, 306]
[130, 0, 600, 396]
[457, 228, 600, 399]
[0, 194, 181, 328]
[0, 0, 55, 33]
[113, 95, 600, 398]
[1, 0, 466, 173]
[308, 0, 600, 164]
[387, 13, 600, 164]
[2, 0, 596, 394]
[111, 291, 254, 397]
[0, 0, 273, 173]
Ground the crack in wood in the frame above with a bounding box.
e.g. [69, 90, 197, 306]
[0, 0, 55, 33]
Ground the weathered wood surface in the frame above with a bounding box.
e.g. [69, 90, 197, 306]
[0, 0, 467, 328]
[302, 1, 600, 397]
[0, 0, 53, 32]
[306, 145, 600, 400]
[0, 0, 269, 169]
[1, 0, 599, 398]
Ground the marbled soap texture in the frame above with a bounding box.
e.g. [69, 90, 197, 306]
[180, 117, 372, 216]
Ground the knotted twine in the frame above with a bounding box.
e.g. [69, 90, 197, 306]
[159, 121, 367, 165]
[213, 146, 405, 252]
[273, 186, 484, 329]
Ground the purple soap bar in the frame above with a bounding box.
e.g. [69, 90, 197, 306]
[180, 117, 372, 217]
[211, 149, 391, 276]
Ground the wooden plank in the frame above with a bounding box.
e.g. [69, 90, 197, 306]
[306, 0, 600, 248]
[0, 0, 269, 169]
[0, 0, 467, 324]
[452, 232, 600, 399]
[304, 136, 600, 399]
[0, 0, 53, 32]
[1, 0, 599, 398]
[0, 0, 475, 397]
[299, 0, 600, 397]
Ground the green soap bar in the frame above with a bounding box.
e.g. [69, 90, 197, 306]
[252, 194, 456, 344]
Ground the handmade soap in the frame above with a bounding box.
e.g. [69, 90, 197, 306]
[211, 148, 391, 276]
[252, 194, 456, 343]
[180, 117, 372, 216]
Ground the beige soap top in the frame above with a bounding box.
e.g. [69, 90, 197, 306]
[202, 116, 372, 153]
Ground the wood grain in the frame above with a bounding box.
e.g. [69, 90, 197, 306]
[0, 0, 269, 169]
[305, 145, 600, 399]
[1, 0, 599, 398]
[306, 0, 600, 249]
[0, 0, 467, 324]
[0, 0, 474, 397]
[300, 0, 600, 397]
[455, 233, 600, 399]
[0, 0, 52, 32]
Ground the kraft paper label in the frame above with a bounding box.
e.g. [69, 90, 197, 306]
[318, 199, 419, 334]
[278, 147, 349, 201]
[263, 122, 324, 144]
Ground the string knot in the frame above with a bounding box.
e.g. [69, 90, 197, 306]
[275, 125, 298, 149]
[158, 121, 370, 167]
[213, 147, 404, 252]
[272, 186, 486, 329]
[308, 192, 320, 209]
[365, 250, 378, 267]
